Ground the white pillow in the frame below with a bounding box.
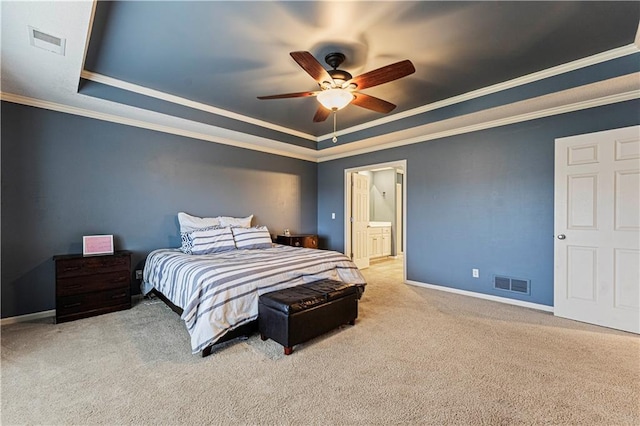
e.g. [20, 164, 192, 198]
[181, 225, 223, 254]
[232, 226, 272, 249]
[219, 214, 253, 228]
[178, 212, 221, 233]
[190, 227, 236, 255]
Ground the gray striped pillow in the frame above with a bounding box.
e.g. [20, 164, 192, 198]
[190, 226, 236, 255]
[232, 226, 273, 250]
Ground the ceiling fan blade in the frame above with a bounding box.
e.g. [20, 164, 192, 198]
[347, 60, 415, 90]
[313, 105, 331, 122]
[257, 90, 319, 100]
[351, 93, 396, 114]
[290, 51, 333, 84]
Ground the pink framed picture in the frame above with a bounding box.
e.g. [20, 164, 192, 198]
[82, 235, 114, 256]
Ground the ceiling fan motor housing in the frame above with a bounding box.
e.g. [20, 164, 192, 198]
[325, 52, 346, 69]
[328, 69, 353, 83]
[325, 52, 353, 86]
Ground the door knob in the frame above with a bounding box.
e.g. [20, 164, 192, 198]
[557, 234, 566, 240]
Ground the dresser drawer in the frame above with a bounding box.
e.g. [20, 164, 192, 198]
[57, 287, 131, 322]
[53, 251, 132, 323]
[56, 254, 130, 278]
[56, 270, 130, 297]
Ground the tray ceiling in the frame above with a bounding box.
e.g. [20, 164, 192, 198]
[2, 1, 639, 160]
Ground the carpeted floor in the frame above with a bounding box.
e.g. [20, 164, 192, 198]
[2, 257, 639, 425]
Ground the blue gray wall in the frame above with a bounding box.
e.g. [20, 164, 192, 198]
[2, 98, 639, 317]
[318, 100, 640, 306]
[1, 102, 317, 318]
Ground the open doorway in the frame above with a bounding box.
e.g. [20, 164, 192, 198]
[344, 160, 407, 282]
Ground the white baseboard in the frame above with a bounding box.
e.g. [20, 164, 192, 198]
[0, 287, 551, 326]
[1, 295, 145, 326]
[405, 280, 554, 313]
[1, 310, 56, 326]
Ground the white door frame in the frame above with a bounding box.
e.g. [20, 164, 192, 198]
[344, 160, 407, 281]
[395, 169, 404, 256]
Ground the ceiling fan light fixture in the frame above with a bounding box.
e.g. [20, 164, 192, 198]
[317, 88, 354, 111]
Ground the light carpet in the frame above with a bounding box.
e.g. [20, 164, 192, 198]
[2, 258, 639, 425]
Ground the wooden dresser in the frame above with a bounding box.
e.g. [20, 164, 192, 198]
[276, 234, 318, 249]
[53, 251, 131, 323]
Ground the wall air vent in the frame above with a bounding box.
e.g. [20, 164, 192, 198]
[493, 275, 530, 295]
[28, 26, 66, 56]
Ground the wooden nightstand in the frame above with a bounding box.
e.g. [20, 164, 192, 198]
[53, 251, 131, 323]
[276, 234, 318, 249]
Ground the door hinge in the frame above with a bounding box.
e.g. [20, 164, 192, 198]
[350, 217, 354, 222]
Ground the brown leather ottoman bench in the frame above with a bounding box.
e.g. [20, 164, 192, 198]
[258, 279, 362, 355]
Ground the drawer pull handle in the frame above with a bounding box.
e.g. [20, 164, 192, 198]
[65, 284, 82, 289]
[111, 293, 127, 299]
[63, 302, 81, 308]
[63, 266, 82, 272]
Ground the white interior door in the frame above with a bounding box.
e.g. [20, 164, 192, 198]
[554, 125, 640, 333]
[352, 173, 370, 269]
[396, 182, 403, 255]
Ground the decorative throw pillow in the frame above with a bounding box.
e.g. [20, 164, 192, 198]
[178, 212, 221, 233]
[189, 226, 236, 255]
[180, 231, 194, 254]
[218, 214, 253, 228]
[232, 226, 272, 250]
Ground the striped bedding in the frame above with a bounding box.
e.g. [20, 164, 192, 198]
[142, 245, 366, 353]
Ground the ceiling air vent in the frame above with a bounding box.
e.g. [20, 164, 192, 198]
[493, 275, 530, 295]
[28, 26, 66, 56]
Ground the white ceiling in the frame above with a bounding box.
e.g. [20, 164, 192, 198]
[2, 1, 639, 162]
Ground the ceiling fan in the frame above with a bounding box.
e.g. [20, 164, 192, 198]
[257, 51, 416, 123]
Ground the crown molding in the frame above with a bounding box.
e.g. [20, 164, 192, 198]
[0, 92, 319, 162]
[316, 77, 640, 162]
[3, 73, 638, 164]
[82, 45, 639, 146]
[80, 70, 318, 142]
[318, 44, 640, 142]
[79, 1, 98, 80]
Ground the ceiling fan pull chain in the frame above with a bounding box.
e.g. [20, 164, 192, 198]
[332, 111, 338, 143]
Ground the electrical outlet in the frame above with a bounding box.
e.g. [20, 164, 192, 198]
[472, 268, 479, 278]
[135, 270, 143, 280]
[331, 212, 336, 219]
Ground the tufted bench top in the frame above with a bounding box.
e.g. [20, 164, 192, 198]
[259, 279, 359, 314]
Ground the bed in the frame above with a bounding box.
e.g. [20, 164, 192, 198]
[142, 245, 366, 354]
